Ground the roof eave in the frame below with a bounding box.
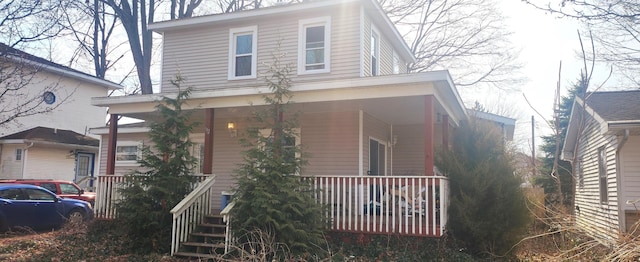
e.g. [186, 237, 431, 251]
[6, 55, 122, 90]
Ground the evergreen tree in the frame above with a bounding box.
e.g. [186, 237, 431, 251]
[436, 118, 530, 258]
[115, 75, 198, 253]
[229, 53, 325, 257]
[534, 76, 587, 209]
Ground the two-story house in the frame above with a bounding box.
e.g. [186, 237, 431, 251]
[0, 43, 121, 188]
[91, 0, 473, 256]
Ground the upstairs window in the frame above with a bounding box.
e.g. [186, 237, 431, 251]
[371, 28, 380, 76]
[298, 17, 331, 74]
[229, 26, 257, 80]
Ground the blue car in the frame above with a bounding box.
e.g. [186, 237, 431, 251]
[0, 183, 94, 231]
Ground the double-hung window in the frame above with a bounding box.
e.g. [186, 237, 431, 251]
[298, 17, 331, 74]
[371, 27, 380, 76]
[229, 26, 257, 80]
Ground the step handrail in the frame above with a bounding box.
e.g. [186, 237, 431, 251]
[170, 175, 216, 256]
[220, 201, 235, 253]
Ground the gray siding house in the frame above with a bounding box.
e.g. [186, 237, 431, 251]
[563, 90, 640, 241]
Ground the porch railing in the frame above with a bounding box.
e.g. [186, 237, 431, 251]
[301, 175, 449, 237]
[170, 175, 216, 255]
[94, 174, 210, 219]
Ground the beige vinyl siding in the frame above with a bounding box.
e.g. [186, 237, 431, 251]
[392, 124, 424, 175]
[0, 145, 23, 179]
[362, 113, 390, 176]
[23, 147, 77, 180]
[362, 13, 402, 77]
[301, 111, 359, 176]
[160, 3, 362, 93]
[620, 136, 640, 211]
[362, 15, 371, 77]
[575, 116, 619, 240]
[379, 34, 394, 75]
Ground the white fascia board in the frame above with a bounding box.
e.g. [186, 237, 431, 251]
[0, 139, 26, 144]
[5, 55, 123, 90]
[149, 0, 359, 32]
[93, 71, 468, 122]
[93, 71, 455, 106]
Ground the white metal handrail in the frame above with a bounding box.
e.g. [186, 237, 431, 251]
[170, 175, 217, 255]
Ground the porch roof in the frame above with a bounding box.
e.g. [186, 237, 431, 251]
[92, 71, 468, 126]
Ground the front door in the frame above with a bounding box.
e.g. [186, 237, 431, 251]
[75, 153, 95, 188]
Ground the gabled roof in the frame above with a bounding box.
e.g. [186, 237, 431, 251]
[0, 43, 122, 90]
[148, 0, 415, 63]
[562, 90, 640, 161]
[585, 90, 640, 122]
[0, 127, 99, 147]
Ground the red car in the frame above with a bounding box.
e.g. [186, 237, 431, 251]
[0, 179, 95, 205]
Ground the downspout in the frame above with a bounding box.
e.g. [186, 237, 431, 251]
[616, 129, 629, 233]
[22, 142, 35, 178]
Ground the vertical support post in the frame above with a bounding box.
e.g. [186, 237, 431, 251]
[424, 95, 434, 176]
[442, 115, 449, 150]
[203, 108, 214, 174]
[106, 114, 118, 175]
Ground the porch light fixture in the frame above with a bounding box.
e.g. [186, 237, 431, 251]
[227, 122, 237, 137]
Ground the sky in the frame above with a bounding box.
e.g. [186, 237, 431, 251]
[493, 1, 620, 154]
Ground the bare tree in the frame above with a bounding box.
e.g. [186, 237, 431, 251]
[523, 0, 640, 86]
[0, 1, 68, 47]
[0, 44, 72, 128]
[380, 0, 522, 89]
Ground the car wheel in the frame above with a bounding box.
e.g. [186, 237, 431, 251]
[67, 209, 85, 225]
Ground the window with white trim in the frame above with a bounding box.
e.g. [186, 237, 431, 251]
[228, 26, 257, 80]
[298, 17, 331, 74]
[370, 27, 380, 76]
[116, 141, 142, 164]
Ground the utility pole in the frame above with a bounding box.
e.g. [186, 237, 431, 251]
[531, 115, 536, 176]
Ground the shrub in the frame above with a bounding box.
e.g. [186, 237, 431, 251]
[436, 118, 530, 258]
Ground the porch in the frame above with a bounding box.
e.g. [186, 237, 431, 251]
[94, 173, 448, 255]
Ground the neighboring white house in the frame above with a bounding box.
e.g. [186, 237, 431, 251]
[563, 90, 640, 242]
[0, 43, 121, 187]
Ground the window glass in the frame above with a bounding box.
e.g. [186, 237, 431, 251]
[305, 26, 325, 70]
[235, 34, 253, 76]
[0, 189, 25, 200]
[116, 145, 138, 161]
[25, 188, 55, 201]
[598, 147, 607, 203]
[40, 183, 57, 193]
[60, 183, 80, 194]
[15, 149, 22, 161]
